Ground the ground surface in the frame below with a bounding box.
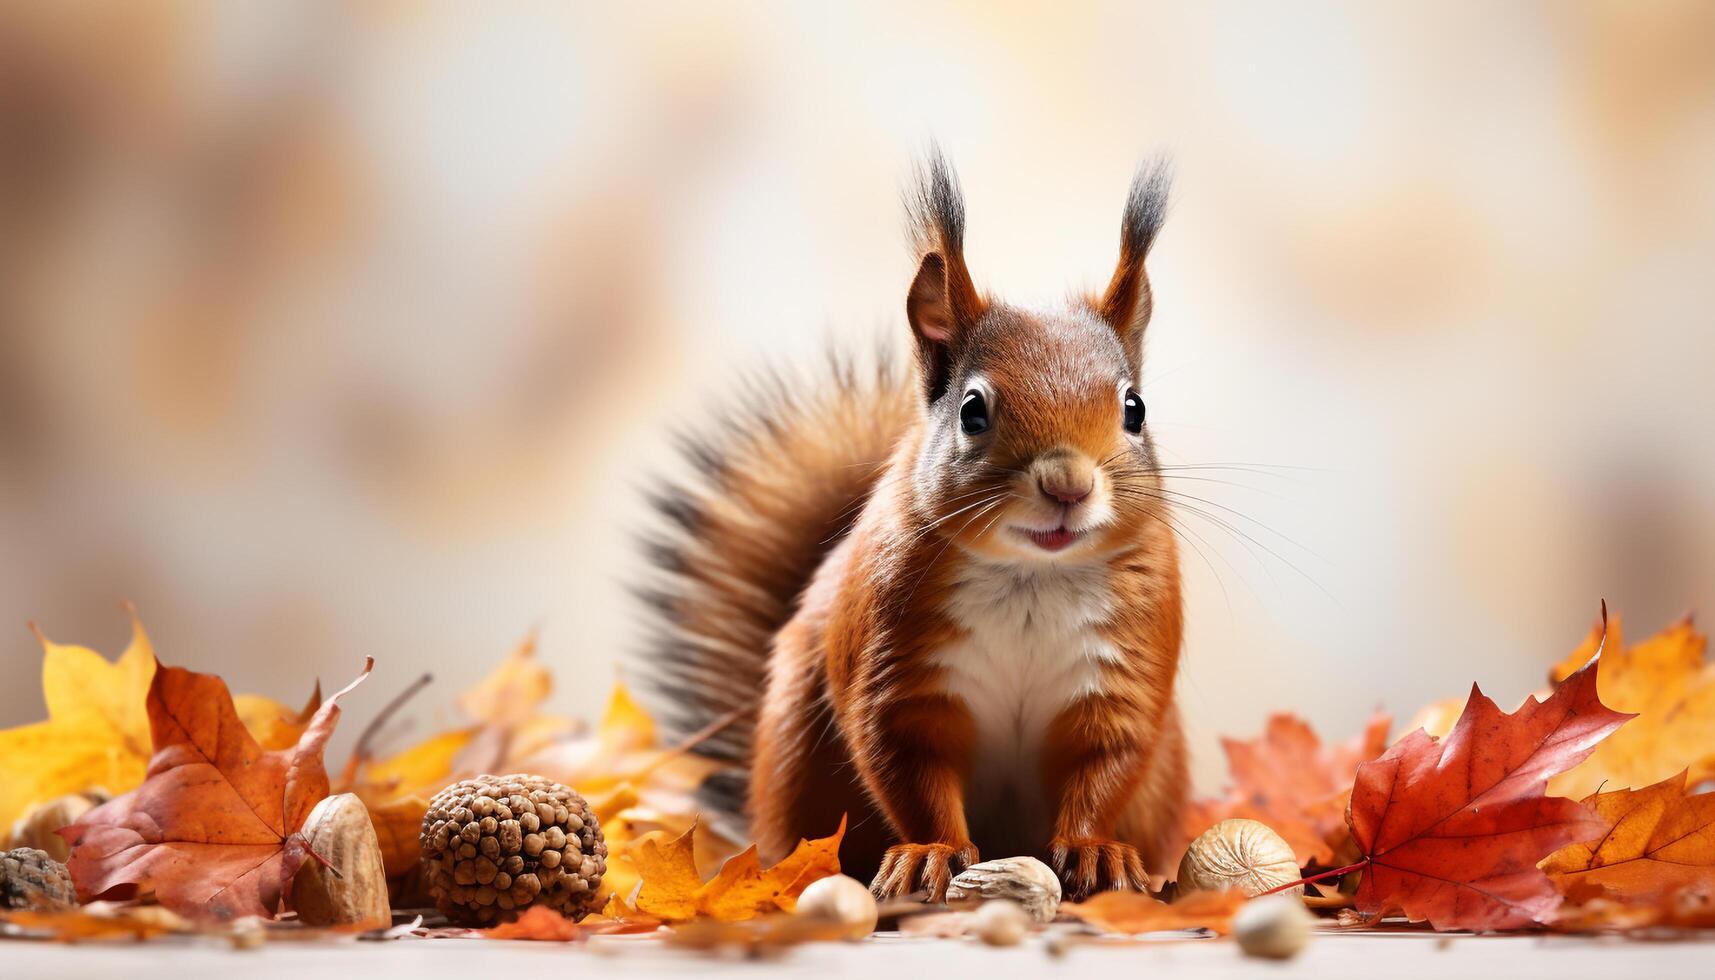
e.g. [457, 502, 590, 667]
[6, 930, 1713, 980]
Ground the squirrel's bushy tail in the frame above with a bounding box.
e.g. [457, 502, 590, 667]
[632, 351, 914, 836]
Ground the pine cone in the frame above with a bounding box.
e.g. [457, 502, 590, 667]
[420, 774, 607, 925]
[1, 847, 77, 911]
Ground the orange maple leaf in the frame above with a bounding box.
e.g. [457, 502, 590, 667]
[1345, 650, 1630, 930]
[60, 658, 372, 920]
[625, 817, 845, 922]
[1177, 711, 1389, 867]
[1061, 889, 1246, 936]
[1541, 771, 1715, 906]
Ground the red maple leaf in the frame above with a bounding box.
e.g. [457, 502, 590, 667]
[1345, 650, 1631, 930]
[62, 658, 371, 920]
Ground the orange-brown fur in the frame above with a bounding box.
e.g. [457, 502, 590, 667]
[639, 153, 1185, 901]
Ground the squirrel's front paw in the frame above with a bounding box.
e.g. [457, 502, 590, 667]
[870, 842, 978, 902]
[1049, 837, 1149, 899]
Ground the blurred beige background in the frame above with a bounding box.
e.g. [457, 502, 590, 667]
[3, 2, 1713, 790]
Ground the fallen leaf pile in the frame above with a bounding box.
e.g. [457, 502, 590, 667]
[1176, 711, 1390, 868]
[3, 602, 1715, 951]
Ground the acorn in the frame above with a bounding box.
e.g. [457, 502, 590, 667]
[419, 774, 606, 926]
[1, 847, 77, 911]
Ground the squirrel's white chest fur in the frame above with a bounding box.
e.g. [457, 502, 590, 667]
[931, 559, 1119, 849]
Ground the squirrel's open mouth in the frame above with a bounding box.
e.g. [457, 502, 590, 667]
[1016, 527, 1082, 552]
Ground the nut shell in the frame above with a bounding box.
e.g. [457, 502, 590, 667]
[1177, 819, 1303, 897]
[1, 847, 77, 911]
[420, 774, 606, 925]
[292, 793, 391, 929]
[946, 856, 1061, 923]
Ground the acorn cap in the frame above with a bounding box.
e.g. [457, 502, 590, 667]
[419, 774, 607, 926]
[1, 847, 77, 911]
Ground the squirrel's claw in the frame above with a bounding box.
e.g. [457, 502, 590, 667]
[870, 841, 978, 903]
[1050, 837, 1150, 900]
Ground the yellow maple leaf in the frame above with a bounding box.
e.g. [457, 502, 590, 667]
[597, 797, 743, 904]
[599, 682, 656, 753]
[0, 615, 155, 830]
[233, 683, 322, 752]
[624, 818, 844, 922]
[456, 632, 551, 725]
[360, 727, 477, 799]
[1550, 615, 1715, 799]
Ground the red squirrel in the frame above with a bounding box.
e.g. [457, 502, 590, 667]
[636, 151, 1185, 901]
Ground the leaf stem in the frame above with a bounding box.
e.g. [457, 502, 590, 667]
[338, 671, 434, 788]
[1258, 859, 1369, 897]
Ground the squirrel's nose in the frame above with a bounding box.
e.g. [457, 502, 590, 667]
[1039, 475, 1092, 507]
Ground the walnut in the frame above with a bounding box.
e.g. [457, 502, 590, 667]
[946, 856, 1061, 923]
[419, 774, 606, 926]
[1177, 819, 1303, 897]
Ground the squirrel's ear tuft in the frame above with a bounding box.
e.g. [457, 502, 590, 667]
[905, 146, 984, 400]
[1099, 157, 1172, 356]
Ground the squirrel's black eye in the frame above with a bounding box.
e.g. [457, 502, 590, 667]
[1122, 389, 1145, 433]
[959, 390, 990, 435]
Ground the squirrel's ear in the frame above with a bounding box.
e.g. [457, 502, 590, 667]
[1099, 159, 1171, 358]
[908, 252, 958, 343]
[905, 148, 984, 400]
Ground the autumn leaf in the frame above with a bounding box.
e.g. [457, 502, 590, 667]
[368, 794, 431, 878]
[598, 800, 743, 904]
[590, 891, 665, 933]
[355, 728, 476, 802]
[1548, 615, 1715, 800]
[1345, 651, 1630, 930]
[343, 636, 576, 807]
[626, 818, 845, 921]
[698, 816, 846, 919]
[0, 616, 155, 831]
[61, 658, 372, 920]
[1178, 711, 1389, 868]
[0, 904, 191, 942]
[626, 825, 706, 920]
[1541, 771, 1715, 906]
[481, 905, 584, 941]
[1061, 889, 1247, 936]
[233, 683, 322, 752]
[456, 633, 551, 727]
[511, 681, 716, 799]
